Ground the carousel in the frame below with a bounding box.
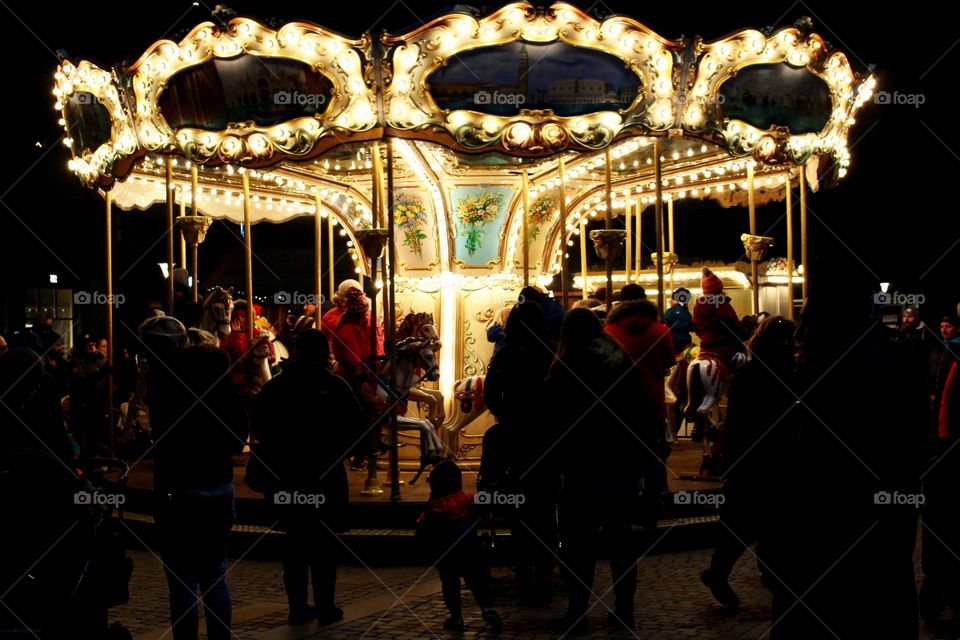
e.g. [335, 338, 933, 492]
[53, 3, 874, 503]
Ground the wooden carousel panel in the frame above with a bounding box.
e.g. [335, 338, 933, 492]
[392, 188, 440, 272]
[450, 186, 515, 269]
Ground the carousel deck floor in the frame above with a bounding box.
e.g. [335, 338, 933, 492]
[122, 439, 719, 505]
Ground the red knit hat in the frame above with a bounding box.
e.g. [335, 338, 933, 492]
[342, 288, 369, 313]
[701, 267, 724, 295]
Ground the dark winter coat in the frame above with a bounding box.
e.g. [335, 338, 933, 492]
[148, 346, 248, 493]
[545, 334, 661, 499]
[252, 361, 364, 531]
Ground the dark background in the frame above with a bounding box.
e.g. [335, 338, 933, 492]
[1, 0, 954, 344]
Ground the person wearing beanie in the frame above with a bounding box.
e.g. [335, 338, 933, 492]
[619, 283, 647, 302]
[518, 285, 564, 348]
[321, 279, 384, 357]
[692, 268, 747, 367]
[416, 460, 502, 632]
[219, 300, 276, 401]
[664, 288, 695, 355]
[252, 329, 364, 625]
[141, 309, 247, 640]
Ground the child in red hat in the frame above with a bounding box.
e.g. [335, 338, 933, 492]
[692, 268, 747, 367]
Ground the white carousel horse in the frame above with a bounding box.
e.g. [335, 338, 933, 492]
[440, 375, 488, 458]
[378, 320, 446, 483]
[246, 333, 273, 396]
[681, 314, 763, 474]
[200, 286, 234, 339]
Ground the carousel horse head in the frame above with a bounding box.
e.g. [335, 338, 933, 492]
[396, 335, 440, 382]
[201, 286, 234, 338]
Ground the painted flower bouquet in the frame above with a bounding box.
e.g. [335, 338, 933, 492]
[394, 195, 428, 258]
[527, 194, 555, 244]
[456, 191, 503, 256]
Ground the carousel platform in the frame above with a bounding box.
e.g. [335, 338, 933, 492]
[116, 440, 725, 563]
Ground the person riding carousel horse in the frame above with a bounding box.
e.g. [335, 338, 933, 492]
[685, 268, 749, 471]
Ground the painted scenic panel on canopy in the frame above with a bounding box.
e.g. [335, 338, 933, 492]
[393, 189, 439, 271]
[451, 186, 515, 267]
[719, 63, 832, 134]
[428, 41, 640, 117]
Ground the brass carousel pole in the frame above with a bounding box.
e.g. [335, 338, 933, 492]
[191, 164, 200, 302]
[800, 166, 808, 304]
[328, 211, 335, 302]
[386, 139, 401, 502]
[668, 197, 675, 296]
[242, 171, 255, 345]
[786, 173, 794, 320]
[633, 198, 643, 274]
[179, 191, 187, 271]
[315, 190, 323, 324]
[579, 217, 588, 300]
[635, 197, 642, 274]
[105, 190, 115, 458]
[360, 142, 387, 497]
[559, 157, 568, 309]
[625, 197, 632, 283]
[165, 158, 175, 315]
[521, 170, 530, 287]
[604, 149, 613, 316]
[747, 163, 758, 314]
[654, 139, 665, 314]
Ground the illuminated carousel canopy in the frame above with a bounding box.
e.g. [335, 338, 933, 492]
[53, 3, 874, 189]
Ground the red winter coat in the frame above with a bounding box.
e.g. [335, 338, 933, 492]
[605, 310, 674, 421]
[333, 318, 373, 381]
[322, 306, 384, 356]
[692, 296, 746, 363]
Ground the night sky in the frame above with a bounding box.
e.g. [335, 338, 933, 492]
[1, 1, 955, 339]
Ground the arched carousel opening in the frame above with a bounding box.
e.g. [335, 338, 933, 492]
[53, 3, 873, 523]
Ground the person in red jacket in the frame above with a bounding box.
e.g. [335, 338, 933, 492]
[321, 279, 384, 357]
[604, 299, 674, 526]
[692, 267, 747, 368]
[332, 289, 373, 384]
[605, 299, 674, 421]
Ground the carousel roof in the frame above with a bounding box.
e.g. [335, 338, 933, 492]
[51, 2, 874, 282]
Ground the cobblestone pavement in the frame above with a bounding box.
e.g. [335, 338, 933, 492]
[109, 543, 952, 640]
